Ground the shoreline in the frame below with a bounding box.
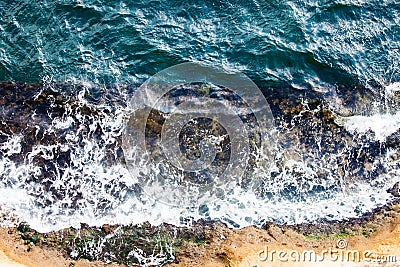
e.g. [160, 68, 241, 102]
[0, 203, 398, 267]
[0, 82, 398, 266]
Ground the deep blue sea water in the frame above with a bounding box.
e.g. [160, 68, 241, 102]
[0, 0, 399, 89]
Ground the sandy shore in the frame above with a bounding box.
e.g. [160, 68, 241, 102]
[0, 227, 120, 267]
[0, 250, 26, 267]
[168, 214, 400, 267]
[2, 222, 399, 267]
[0, 204, 399, 267]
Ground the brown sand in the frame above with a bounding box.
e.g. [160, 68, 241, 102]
[0, 206, 399, 267]
[165, 220, 400, 267]
[0, 227, 120, 267]
[168, 205, 400, 267]
[0, 249, 26, 267]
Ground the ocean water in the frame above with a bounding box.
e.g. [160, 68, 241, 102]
[0, 0, 399, 236]
[1, 0, 399, 88]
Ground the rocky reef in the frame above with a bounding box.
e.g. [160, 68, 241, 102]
[0, 81, 399, 266]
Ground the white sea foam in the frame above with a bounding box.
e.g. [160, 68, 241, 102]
[341, 112, 400, 142]
[0, 154, 397, 234]
[0, 120, 396, 233]
[385, 82, 400, 96]
[0, 84, 398, 234]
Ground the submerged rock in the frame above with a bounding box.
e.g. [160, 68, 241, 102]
[0, 81, 398, 249]
[387, 182, 400, 197]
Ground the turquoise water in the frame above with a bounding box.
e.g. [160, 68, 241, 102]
[1, 0, 399, 88]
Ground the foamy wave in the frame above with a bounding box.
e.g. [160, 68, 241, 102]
[0, 83, 398, 233]
[341, 112, 400, 142]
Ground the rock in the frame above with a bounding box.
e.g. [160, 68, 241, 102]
[387, 182, 400, 197]
[101, 224, 111, 234]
